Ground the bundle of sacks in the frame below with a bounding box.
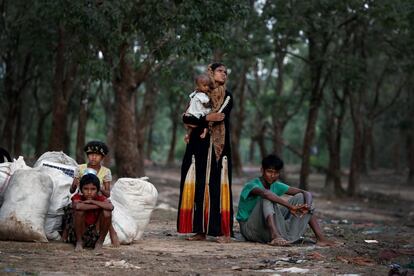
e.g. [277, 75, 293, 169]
[0, 152, 158, 244]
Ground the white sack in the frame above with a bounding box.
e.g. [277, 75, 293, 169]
[111, 177, 158, 240]
[0, 156, 30, 206]
[39, 167, 72, 240]
[103, 205, 138, 245]
[0, 169, 53, 242]
[34, 151, 78, 168]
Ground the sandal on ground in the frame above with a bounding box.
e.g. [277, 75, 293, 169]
[268, 237, 291, 246]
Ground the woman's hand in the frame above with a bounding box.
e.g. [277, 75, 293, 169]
[206, 112, 225, 122]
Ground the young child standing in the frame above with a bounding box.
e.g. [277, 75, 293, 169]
[71, 173, 114, 251]
[183, 74, 212, 143]
[69, 140, 119, 246]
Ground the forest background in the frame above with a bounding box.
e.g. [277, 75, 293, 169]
[1, 0, 413, 197]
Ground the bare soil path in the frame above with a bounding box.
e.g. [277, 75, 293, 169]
[0, 166, 413, 275]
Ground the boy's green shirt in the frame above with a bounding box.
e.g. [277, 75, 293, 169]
[236, 178, 289, 222]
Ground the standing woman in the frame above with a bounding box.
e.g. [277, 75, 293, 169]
[177, 62, 233, 242]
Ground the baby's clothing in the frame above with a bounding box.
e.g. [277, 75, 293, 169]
[185, 91, 211, 119]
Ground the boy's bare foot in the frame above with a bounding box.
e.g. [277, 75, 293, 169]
[316, 238, 342, 247]
[75, 241, 83, 252]
[111, 238, 120, 248]
[94, 241, 104, 251]
[186, 233, 206, 241]
[216, 236, 231, 243]
[268, 237, 291, 246]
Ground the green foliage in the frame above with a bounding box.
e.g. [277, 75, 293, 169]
[1, 0, 413, 173]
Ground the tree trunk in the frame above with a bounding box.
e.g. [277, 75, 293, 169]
[347, 29, 368, 196]
[231, 63, 248, 176]
[167, 118, 178, 165]
[48, 26, 78, 151]
[272, 121, 285, 158]
[136, 79, 158, 170]
[35, 112, 50, 158]
[407, 130, 414, 185]
[361, 123, 375, 174]
[113, 80, 141, 177]
[299, 35, 327, 190]
[98, 80, 115, 168]
[13, 108, 23, 156]
[146, 124, 154, 160]
[248, 138, 255, 163]
[324, 95, 346, 197]
[1, 53, 31, 155]
[1, 100, 20, 154]
[271, 51, 286, 159]
[392, 136, 402, 173]
[75, 83, 89, 164]
[256, 124, 267, 160]
[348, 108, 363, 196]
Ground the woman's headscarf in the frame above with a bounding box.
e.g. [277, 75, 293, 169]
[207, 63, 226, 161]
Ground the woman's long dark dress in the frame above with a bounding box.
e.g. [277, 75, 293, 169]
[177, 91, 233, 237]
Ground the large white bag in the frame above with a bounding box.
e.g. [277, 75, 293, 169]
[103, 204, 138, 245]
[34, 151, 78, 168]
[39, 167, 72, 240]
[0, 157, 30, 206]
[0, 169, 53, 242]
[111, 177, 158, 241]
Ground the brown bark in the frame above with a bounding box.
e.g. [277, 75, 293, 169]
[271, 50, 286, 158]
[348, 90, 363, 196]
[324, 87, 346, 197]
[48, 26, 78, 151]
[136, 78, 158, 169]
[392, 137, 402, 173]
[98, 81, 115, 168]
[231, 63, 248, 176]
[299, 34, 329, 190]
[166, 92, 184, 166]
[249, 62, 267, 161]
[35, 112, 50, 158]
[110, 36, 152, 176]
[248, 138, 255, 163]
[272, 121, 285, 158]
[1, 52, 32, 155]
[146, 125, 153, 160]
[75, 83, 89, 164]
[33, 83, 51, 158]
[347, 29, 368, 196]
[113, 81, 141, 177]
[256, 124, 267, 160]
[407, 131, 414, 185]
[166, 118, 178, 165]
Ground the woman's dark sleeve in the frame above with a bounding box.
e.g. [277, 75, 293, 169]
[182, 114, 207, 126]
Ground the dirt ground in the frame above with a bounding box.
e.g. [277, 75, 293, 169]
[0, 165, 413, 276]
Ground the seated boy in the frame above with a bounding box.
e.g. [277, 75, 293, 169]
[71, 173, 114, 251]
[236, 154, 338, 247]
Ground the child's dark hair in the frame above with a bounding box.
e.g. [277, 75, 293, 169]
[79, 173, 100, 192]
[195, 74, 210, 85]
[262, 154, 284, 170]
[84, 140, 109, 156]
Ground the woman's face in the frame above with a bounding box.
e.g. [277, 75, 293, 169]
[213, 65, 228, 84]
